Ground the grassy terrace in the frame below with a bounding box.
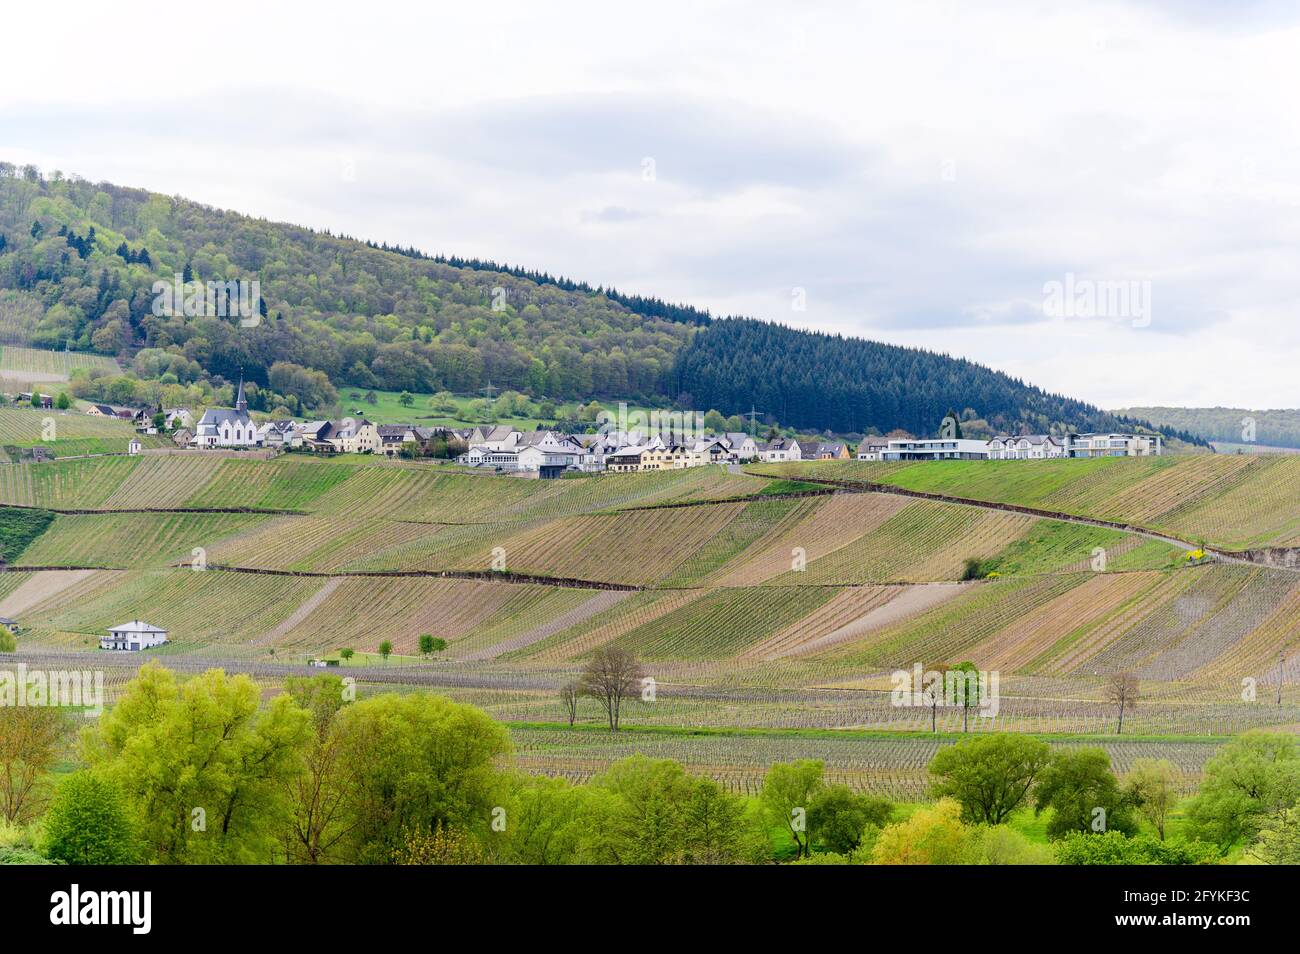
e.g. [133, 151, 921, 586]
[753, 454, 1300, 550]
[0, 406, 171, 460]
[2, 452, 1298, 763]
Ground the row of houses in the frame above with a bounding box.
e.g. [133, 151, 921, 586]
[855, 432, 1163, 461]
[157, 382, 1161, 474]
[456, 427, 852, 477]
[87, 401, 194, 433]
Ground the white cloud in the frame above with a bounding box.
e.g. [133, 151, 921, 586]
[3, 0, 1299, 408]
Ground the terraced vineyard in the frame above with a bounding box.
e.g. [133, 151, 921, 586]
[756, 454, 1300, 550]
[4, 448, 1300, 787]
[0, 345, 121, 381]
[14, 511, 270, 568]
[0, 407, 168, 460]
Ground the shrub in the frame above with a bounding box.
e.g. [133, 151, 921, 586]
[42, 772, 140, 865]
[1054, 831, 1219, 865]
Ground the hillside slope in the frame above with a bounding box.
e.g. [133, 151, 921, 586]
[0, 165, 1197, 440]
[1119, 405, 1300, 450]
[754, 455, 1300, 551]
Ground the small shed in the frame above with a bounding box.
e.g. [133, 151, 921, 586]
[128, 438, 143, 455]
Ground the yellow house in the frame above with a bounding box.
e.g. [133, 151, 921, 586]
[329, 419, 381, 454]
[639, 444, 693, 470]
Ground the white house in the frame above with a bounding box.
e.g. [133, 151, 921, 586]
[256, 420, 298, 448]
[192, 378, 258, 448]
[127, 438, 142, 455]
[756, 437, 802, 462]
[100, 620, 169, 651]
[722, 432, 760, 461]
[691, 437, 732, 465]
[987, 435, 1066, 460]
[458, 446, 522, 470]
[857, 438, 890, 461]
[329, 419, 381, 454]
[467, 425, 523, 452]
[164, 407, 194, 429]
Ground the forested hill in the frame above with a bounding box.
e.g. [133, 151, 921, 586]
[0, 164, 1196, 440]
[670, 319, 1187, 439]
[1118, 406, 1300, 450]
[0, 167, 688, 402]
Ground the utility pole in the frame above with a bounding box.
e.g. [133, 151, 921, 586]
[746, 405, 765, 437]
[1279, 652, 1286, 705]
[480, 380, 499, 401]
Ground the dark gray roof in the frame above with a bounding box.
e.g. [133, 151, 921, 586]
[196, 407, 252, 428]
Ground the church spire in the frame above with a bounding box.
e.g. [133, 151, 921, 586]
[235, 373, 247, 414]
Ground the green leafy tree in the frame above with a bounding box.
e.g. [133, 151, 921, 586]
[332, 693, 511, 863]
[759, 760, 824, 859]
[929, 734, 1052, 825]
[0, 705, 68, 823]
[501, 775, 609, 864]
[587, 755, 757, 865]
[807, 784, 893, 854]
[55, 391, 71, 410]
[870, 798, 967, 864]
[1183, 731, 1300, 850]
[84, 661, 311, 863]
[1252, 806, 1300, 865]
[960, 824, 1055, 864]
[1123, 758, 1180, 840]
[280, 677, 353, 864]
[42, 771, 140, 864]
[379, 640, 393, 663]
[399, 390, 414, 407]
[339, 648, 355, 662]
[1033, 748, 1137, 840]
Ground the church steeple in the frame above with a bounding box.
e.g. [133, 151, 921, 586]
[235, 373, 247, 414]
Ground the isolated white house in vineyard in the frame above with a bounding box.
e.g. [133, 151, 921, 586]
[100, 620, 169, 651]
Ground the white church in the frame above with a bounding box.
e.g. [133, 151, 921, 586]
[192, 376, 258, 448]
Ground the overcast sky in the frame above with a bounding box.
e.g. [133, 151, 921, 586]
[4, 0, 1299, 409]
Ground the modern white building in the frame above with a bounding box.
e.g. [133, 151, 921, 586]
[881, 438, 991, 461]
[1063, 433, 1162, 458]
[515, 444, 586, 477]
[100, 620, 169, 651]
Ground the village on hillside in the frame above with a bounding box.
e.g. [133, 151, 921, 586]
[6, 375, 1165, 476]
[19, 375, 1164, 477]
